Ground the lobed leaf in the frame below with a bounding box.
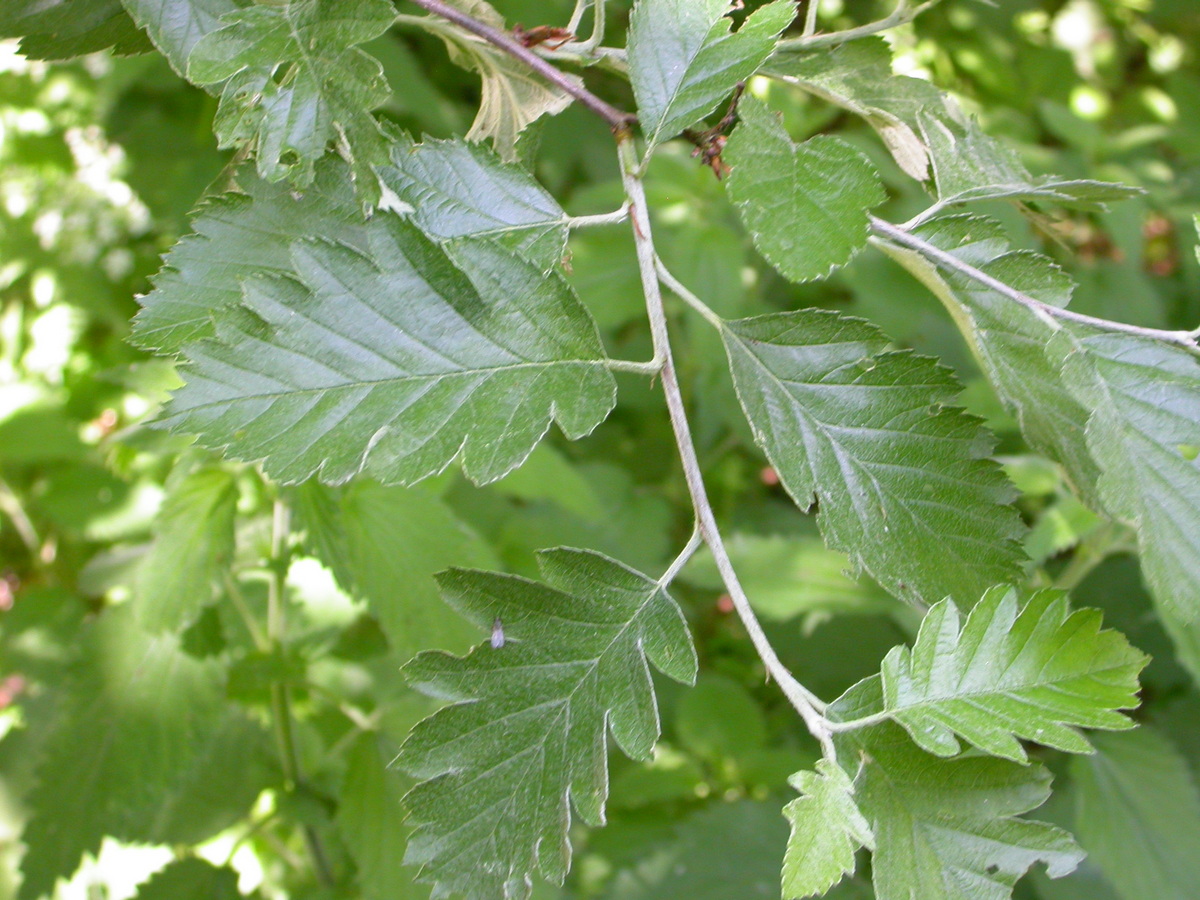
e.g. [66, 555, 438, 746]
[831, 680, 1084, 900]
[628, 0, 795, 150]
[377, 132, 569, 271]
[724, 96, 885, 283]
[721, 307, 1026, 608]
[1069, 728, 1200, 900]
[880, 586, 1146, 762]
[186, 0, 395, 189]
[399, 548, 697, 900]
[0, 0, 151, 59]
[874, 215, 1104, 508]
[782, 759, 874, 899]
[160, 214, 616, 486]
[1050, 327, 1200, 623]
[121, 0, 236, 74]
[132, 157, 366, 353]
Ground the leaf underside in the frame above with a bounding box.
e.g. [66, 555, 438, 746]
[398, 548, 697, 900]
[772, 38, 1139, 209]
[782, 759, 874, 899]
[432, 0, 579, 161]
[186, 0, 395, 189]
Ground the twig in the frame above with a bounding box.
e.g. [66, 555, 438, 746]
[567, 207, 629, 228]
[606, 357, 663, 376]
[264, 499, 335, 888]
[655, 257, 724, 329]
[779, 0, 946, 52]
[802, 0, 820, 36]
[658, 525, 704, 589]
[869, 216, 1200, 357]
[617, 137, 835, 759]
[406, 0, 635, 131]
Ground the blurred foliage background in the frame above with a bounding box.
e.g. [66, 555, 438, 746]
[1, 1, 1199, 899]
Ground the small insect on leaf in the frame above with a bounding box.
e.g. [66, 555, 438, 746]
[491, 616, 505, 649]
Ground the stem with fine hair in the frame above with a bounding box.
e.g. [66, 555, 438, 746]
[780, 0, 947, 52]
[870, 216, 1200, 356]
[616, 137, 835, 759]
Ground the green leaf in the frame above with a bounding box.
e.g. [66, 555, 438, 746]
[917, 107, 1140, 209]
[721, 307, 1026, 608]
[160, 214, 616, 486]
[878, 216, 1200, 624]
[377, 132, 568, 271]
[606, 800, 802, 900]
[399, 548, 697, 900]
[121, 0, 236, 74]
[1049, 329, 1200, 623]
[862, 728, 1083, 900]
[1069, 728, 1200, 900]
[132, 859, 244, 900]
[768, 38, 945, 180]
[879, 586, 1145, 762]
[782, 759, 874, 899]
[0, 0, 151, 59]
[338, 733, 424, 900]
[135, 466, 238, 633]
[724, 96, 885, 283]
[833, 679, 1083, 900]
[874, 215, 1104, 507]
[186, 0, 395, 189]
[312, 480, 496, 657]
[428, 0, 580, 161]
[148, 714, 277, 845]
[132, 157, 365, 353]
[17, 606, 234, 900]
[627, 0, 795, 150]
